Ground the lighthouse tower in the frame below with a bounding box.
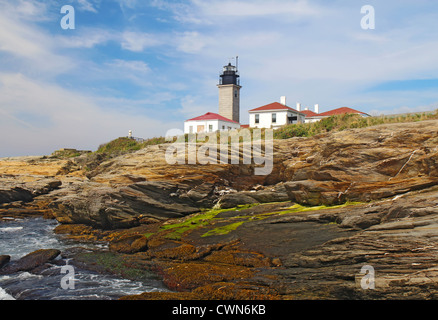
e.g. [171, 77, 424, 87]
[217, 58, 241, 123]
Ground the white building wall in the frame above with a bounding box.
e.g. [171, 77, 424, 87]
[249, 112, 280, 129]
[217, 120, 241, 131]
[250, 111, 305, 129]
[184, 120, 240, 134]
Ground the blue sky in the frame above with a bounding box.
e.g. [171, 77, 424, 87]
[1, 0, 438, 157]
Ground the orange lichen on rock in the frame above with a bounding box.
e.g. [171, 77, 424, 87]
[121, 282, 281, 300]
[155, 261, 255, 292]
[204, 247, 273, 268]
[53, 224, 113, 242]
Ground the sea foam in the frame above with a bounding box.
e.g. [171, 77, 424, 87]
[0, 287, 15, 300]
[0, 226, 24, 233]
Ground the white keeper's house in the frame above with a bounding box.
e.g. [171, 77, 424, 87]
[184, 112, 241, 134]
[248, 97, 306, 129]
[249, 96, 370, 128]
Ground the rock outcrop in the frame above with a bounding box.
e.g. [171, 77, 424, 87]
[116, 184, 438, 300]
[0, 177, 62, 204]
[49, 181, 202, 229]
[2, 120, 436, 229]
[2, 119, 438, 299]
[44, 120, 438, 228]
[0, 157, 87, 220]
[0, 255, 10, 269]
[0, 249, 60, 274]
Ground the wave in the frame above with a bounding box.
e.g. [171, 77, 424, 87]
[0, 227, 24, 233]
[0, 287, 15, 300]
[0, 218, 166, 300]
[16, 272, 44, 281]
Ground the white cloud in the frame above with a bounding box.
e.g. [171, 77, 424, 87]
[98, 59, 153, 88]
[178, 95, 215, 118]
[115, 0, 139, 10]
[57, 28, 167, 53]
[0, 9, 74, 77]
[151, 0, 321, 24]
[1, 0, 438, 157]
[56, 28, 165, 53]
[56, 28, 114, 49]
[95, 93, 177, 114]
[0, 73, 177, 157]
[369, 104, 438, 117]
[108, 60, 151, 74]
[2, 0, 52, 21]
[176, 31, 211, 54]
[120, 31, 163, 52]
[77, 0, 98, 13]
[192, 0, 320, 18]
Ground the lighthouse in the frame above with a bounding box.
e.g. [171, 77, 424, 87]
[217, 57, 241, 123]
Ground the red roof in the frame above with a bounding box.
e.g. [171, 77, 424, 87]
[318, 107, 369, 117]
[186, 112, 239, 124]
[249, 102, 303, 114]
[240, 124, 250, 129]
[300, 109, 319, 117]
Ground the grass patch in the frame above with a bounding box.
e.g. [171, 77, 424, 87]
[273, 111, 438, 140]
[76, 110, 438, 171]
[96, 137, 144, 154]
[50, 149, 90, 159]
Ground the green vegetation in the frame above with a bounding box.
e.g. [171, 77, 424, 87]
[75, 251, 158, 281]
[283, 202, 362, 213]
[273, 111, 438, 140]
[86, 110, 438, 158]
[50, 148, 90, 159]
[201, 221, 245, 237]
[96, 136, 168, 154]
[153, 204, 259, 240]
[160, 210, 221, 240]
[143, 232, 155, 239]
[146, 201, 363, 240]
[51, 110, 438, 174]
[72, 136, 168, 173]
[96, 137, 143, 154]
[159, 207, 240, 240]
[201, 201, 362, 238]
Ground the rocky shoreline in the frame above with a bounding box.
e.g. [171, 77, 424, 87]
[2, 120, 438, 299]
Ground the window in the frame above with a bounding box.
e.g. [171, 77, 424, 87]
[234, 90, 238, 98]
[209, 124, 213, 132]
[222, 126, 225, 130]
[189, 126, 193, 134]
[255, 114, 260, 124]
[272, 113, 277, 123]
[288, 114, 298, 124]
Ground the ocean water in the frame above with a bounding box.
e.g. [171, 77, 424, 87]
[0, 217, 167, 300]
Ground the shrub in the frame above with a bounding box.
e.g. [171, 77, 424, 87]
[273, 111, 438, 140]
[96, 137, 142, 154]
